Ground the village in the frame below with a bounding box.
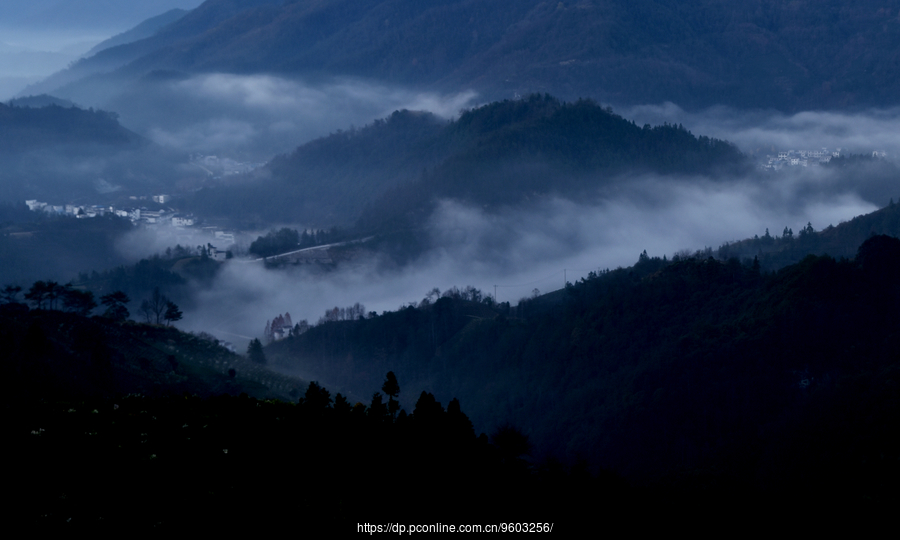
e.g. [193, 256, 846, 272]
[24, 194, 237, 261]
[759, 146, 890, 170]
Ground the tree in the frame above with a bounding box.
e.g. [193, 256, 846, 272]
[334, 393, 351, 414]
[60, 286, 97, 316]
[368, 392, 389, 423]
[164, 301, 183, 326]
[382, 371, 401, 421]
[25, 281, 51, 310]
[140, 287, 169, 324]
[492, 424, 531, 464]
[247, 338, 266, 364]
[302, 381, 332, 410]
[100, 291, 130, 321]
[1, 285, 22, 304]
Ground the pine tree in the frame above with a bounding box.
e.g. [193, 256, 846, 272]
[382, 371, 401, 421]
[100, 291, 130, 321]
[164, 301, 183, 325]
[247, 338, 266, 364]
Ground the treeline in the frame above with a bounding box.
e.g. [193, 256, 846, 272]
[2, 280, 183, 326]
[716, 200, 900, 271]
[266, 286, 498, 345]
[248, 226, 343, 258]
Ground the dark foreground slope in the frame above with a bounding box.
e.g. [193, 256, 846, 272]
[5, 308, 611, 528]
[10, 388, 613, 529]
[266, 234, 900, 501]
[1, 306, 300, 401]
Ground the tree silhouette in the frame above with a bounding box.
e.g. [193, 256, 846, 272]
[382, 371, 400, 421]
[164, 301, 183, 326]
[24, 281, 47, 310]
[61, 286, 97, 316]
[100, 291, 130, 321]
[368, 392, 388, 423]
[140, 287, 169, 324]
[1, 285, 22, 304]
[302, 381, 332, 410]
[247, 338, 266, 364]
[492, 424, 531, 465]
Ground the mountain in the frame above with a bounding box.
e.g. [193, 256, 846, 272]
[187, 95, 746, 227]
[30, 0, 900, 111]
[85, 9, 190, 56]
[1, 1, 202, 32]
[0, 102, 203, 203]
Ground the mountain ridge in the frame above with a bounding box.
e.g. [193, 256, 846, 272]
[27, 0, 900, 111]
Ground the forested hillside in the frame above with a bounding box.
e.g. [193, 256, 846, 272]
[189, 95, 745, 227]
[0, 102, 138, 150]
[266, 233, 900, 499]
[0, 304, 298, 401]
[4, 300, 607, 526]
[0, 102, 198, 202]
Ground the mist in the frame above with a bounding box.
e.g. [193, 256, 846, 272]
[28, 93, 890, 346]
[0, 31, 101, 100]
[106, 74, 477, 159]
[177, 168, 878, 348]
[621, 102, 900, 157]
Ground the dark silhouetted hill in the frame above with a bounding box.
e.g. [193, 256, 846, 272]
[265, 233, 900, 501]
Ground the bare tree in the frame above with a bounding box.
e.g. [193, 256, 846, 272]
[140, 287, 169, 324]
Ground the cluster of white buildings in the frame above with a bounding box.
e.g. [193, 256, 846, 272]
[760, 147, 891, 170]
[760, 148, 841, 170]
[25, 195, 238, 256]
[25, 196, 196, 227]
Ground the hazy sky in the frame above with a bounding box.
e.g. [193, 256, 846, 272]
[0, 1, 203, 99]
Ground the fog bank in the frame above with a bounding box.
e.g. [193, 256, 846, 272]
[180, 171, 877, 346]
[622, 103, 900, 157]
[109, 74, 477, 159]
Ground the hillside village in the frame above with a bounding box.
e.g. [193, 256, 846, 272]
[760, 147, 890, 170]
[760, 147, 841, 170]
[24, 195, 236, 260]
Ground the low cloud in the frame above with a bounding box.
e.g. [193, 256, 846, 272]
[621, 102, 900, 157]
[178, 169, 877, 347]
[107, 95, 892, 345]
[112, 74, 477, 159]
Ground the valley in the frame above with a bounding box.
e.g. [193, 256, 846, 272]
[5, 0, 900, 525]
